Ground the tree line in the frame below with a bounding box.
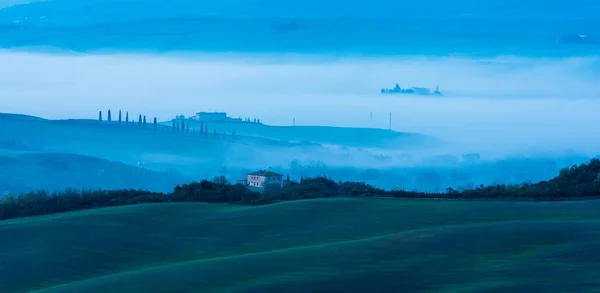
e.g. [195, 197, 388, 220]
[97, 110, 235, 139]
[2, 158, 600, 221]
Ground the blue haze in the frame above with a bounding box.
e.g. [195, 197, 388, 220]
[0, 0, 599, 194]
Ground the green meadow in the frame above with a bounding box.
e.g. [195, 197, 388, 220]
[2, 198, 600, 293]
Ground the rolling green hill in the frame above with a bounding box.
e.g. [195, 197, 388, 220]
[2, 198, 600, 293]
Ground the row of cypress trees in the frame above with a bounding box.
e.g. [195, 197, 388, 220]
[172, 116, 235, 139]
[97, 110, 235, 139]
[98, 110, 158, 130]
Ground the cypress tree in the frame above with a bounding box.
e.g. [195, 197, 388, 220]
[138, 114, 142, 127]
[107, 109, 112, 122]
[200, 122, 204, 134]
[98, 111, 102, 121]
[153, 117, 157, 131]
[143, 116, 147, 128]
[125, 111, 129, 123]
[118, 110, 122, 123]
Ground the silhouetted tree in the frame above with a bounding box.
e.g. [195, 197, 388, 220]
[118, 110, 122, 123]
[286, 174, 290, 183]
[143, 116, 147, 128]
[153, 117, 157, 131]
[98, 111, 102, 121]
[125, 111, 129, 123]
[257, 119, 260, 124]
[138, 114, 142, 127]
[200, 122, 204, 134]
[181, 119, 185, 133]
[107, 109, 112, 122]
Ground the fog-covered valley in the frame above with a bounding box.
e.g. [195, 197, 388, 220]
[1, 52, 599, 194]
[1, 0, 599, 194]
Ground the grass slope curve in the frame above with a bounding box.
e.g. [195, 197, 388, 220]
[2, 198, 600, 292]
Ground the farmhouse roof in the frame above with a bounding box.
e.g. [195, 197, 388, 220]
[248, 170, 282, 177]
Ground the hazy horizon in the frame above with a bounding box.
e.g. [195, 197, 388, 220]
[1, 50, 599, 155]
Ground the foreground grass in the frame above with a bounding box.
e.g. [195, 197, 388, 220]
[2, 198, 600, 293]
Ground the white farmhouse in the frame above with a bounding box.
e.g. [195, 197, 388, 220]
[247, 170, 283, 189]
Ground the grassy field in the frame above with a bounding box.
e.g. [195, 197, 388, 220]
[2, 198, 600, 293]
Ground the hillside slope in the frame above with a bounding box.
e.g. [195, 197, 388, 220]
[180, 119, 437, 149]
[0, 113, 245, 171]
[0, 152, 188, 193]
[2, 199, 600, 293]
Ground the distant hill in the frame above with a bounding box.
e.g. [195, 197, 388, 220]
[0, 152, 188, 194]
[179, 119, 437, 149]
[0, 0, 598, 56]
[1, 0, 597, 23]
[0, 113, 235, 164]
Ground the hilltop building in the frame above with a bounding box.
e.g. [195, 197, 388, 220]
[246, 170, 283, 189]
[191, 112, 243, 123]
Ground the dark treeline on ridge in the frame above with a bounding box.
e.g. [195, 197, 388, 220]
[2, 159, 600, 221]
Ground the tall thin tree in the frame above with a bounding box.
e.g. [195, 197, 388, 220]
[98, 111, 102, 121]
[138, 114, 142, 127]
[181, 119, 185, 133]
[118, 110, 122, 123]
[153, 117, 157, 131]
[107, 109, 112, 122]
[143, 116, 147, 128]
[125, 111, 129, 123]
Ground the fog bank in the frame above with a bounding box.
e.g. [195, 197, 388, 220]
[1, 51, 599, 154]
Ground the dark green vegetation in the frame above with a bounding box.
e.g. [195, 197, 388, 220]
[2, 198, 600, 293]
[2, 158, 600, 221]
